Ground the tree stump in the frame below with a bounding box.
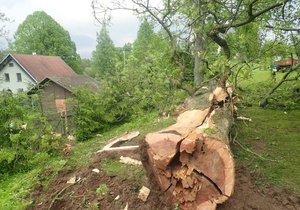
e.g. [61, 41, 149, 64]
[142, 85, 236, 209]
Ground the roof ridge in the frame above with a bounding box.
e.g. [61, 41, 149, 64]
[12, 53, 62, 58]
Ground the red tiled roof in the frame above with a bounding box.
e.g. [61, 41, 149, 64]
[11, 54, 76, 82]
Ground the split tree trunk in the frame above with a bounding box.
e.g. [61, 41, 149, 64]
[141, 84, 236, 210]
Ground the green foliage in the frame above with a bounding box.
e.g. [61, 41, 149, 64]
[0, 92, 64, 173]
[71, 88, 110, 141]
[96, 183, 109, 196]
[11, 11, 81, 73]
[227, 22, 261, 61]
[80, 58, 92, 76]
[116, 20, 181, 113]
[92, 25, 117, 78]
[72, 82, 182, 141]
[132, 20, 156, 60]
[74, 20, 185, 141]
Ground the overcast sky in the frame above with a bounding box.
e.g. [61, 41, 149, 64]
[0, 0, 140, 58]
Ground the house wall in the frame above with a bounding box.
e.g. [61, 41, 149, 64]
[40, 81, 74, 134]
[0, 60, 35, 93]
[40, 81, 73, 115]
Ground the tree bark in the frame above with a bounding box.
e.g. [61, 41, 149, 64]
[141, 85, 235, 210]
[194, 34, 204, 87]
[208, 31, 232, 78]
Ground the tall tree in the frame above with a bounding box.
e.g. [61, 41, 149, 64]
[12, 11, 81, 73]
[92, 24, 116, 78]
[132, 20, 156, 59]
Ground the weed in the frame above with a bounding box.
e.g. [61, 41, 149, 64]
[130, 182, 142, 193]
[203, 127, 217, 135]
[174, 201, 181, 210]
[88, 202, 99, 210]
[101, 159, 144, 180]
[96, 183, 109, 196]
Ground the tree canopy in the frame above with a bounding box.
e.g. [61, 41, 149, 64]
[92, 0, 299, 95]
[92, 24, 117, 78]
[12, 11, 81, 73]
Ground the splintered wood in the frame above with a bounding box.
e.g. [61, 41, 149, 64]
[143, 85, 235, 210]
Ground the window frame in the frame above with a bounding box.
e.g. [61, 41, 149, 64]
[4, 73, 10, 82]
[16, 73, 22, 82]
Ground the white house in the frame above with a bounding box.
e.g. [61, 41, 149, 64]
[0, 53, 76, 93]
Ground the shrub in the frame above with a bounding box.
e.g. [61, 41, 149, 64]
[72, 75, 185, 141]
[0, 92, 64, 173]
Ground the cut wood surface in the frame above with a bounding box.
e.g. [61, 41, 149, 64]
[142, 84, 236, 210]
[97, 131, 140, 153]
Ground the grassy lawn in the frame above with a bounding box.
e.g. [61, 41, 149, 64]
[234, 107, 300, 193]
[235, 70, 300, 192]
[239, 69, 298, 87]
[239, 70, 273, 87]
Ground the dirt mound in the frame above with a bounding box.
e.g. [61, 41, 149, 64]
[28, 145, 300, 210]
[29, 150, 171, 210]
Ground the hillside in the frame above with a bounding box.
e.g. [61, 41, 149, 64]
[26, 108, 300, 210]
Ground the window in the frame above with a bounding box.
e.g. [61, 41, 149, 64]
[17, 88, 23, 92]
[4, 73, 10, 82]
[9, 62, 14, 67]
[16, 73, 22, 82]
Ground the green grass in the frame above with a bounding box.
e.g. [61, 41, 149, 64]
[237, 70, 300, 109]
[0, 158, 66, 210]
[235, 70, 300, 193]
[239, 69, 298, 88]
[235, 107, 300, 193]
[0, 172, 36, 210]
[96, 183, 109, 196]
[239, 70, 272, 87]
[101, 159, 144, 179]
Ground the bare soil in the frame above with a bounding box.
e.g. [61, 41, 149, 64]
[28, 141, 300, 210]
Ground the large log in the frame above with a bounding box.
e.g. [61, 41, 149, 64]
[142, 85, 235, 209]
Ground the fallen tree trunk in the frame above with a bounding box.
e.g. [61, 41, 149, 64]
[141, 85, 236, 210]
